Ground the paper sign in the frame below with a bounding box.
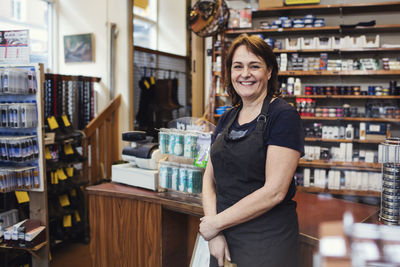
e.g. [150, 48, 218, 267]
[0, 30, 30, 64]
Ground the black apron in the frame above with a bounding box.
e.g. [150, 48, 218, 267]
[210, 96, 300, 267]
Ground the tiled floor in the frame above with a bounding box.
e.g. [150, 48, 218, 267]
[50, 242, 91, 267]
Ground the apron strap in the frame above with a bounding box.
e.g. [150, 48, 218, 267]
[255, 95, 273, 131]
[222, 94, 273, 136]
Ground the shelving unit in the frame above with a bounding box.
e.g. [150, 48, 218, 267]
[211, 1, 400, 198]
[45, 131, 89, 248]
[0, 63, 49, 267]
[296, 186, 380, 197]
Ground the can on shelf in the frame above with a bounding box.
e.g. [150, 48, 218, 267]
[159, 162, 172, 189]
[171, 163, 179, 190]
[174, 132, 184, 156]
[184, 132, 198, 158]
[380, 139, 400, 225]
[178, 166, 188, 192]
[158, 128, 169, 155]
[168, 131, 176, 155]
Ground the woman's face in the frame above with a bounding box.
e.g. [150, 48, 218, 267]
[231, 45, 271, 102]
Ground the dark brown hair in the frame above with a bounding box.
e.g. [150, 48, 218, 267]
[225, 34, 280, 106]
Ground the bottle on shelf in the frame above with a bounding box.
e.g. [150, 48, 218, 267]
[294, 78, 302, 95]
[345, 124, 354, 140]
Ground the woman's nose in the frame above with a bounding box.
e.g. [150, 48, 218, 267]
[241, 67, 250, 77]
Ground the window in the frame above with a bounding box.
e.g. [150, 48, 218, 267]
[0, 0, 52, 69]
[11, 0, 26, 21]
[133, 0, 158, 49]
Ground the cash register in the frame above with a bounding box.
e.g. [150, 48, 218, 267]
[111, 131, 164, 191]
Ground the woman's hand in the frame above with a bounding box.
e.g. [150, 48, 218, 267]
[208, 234, 231, 267]
[199, 215, 220, 241]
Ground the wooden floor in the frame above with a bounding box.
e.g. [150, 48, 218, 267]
[50, 242, 91, 267]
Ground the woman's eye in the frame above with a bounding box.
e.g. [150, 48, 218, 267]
[233, 65, 242, 69]
[251, 65, 260, 69]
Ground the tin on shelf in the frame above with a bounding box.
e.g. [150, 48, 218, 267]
[158, 128, 169, 154]
[380, 138, 400, 225]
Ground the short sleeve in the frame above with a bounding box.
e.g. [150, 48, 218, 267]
[266, 109, 305, 156]
[211, 108, 235, 144]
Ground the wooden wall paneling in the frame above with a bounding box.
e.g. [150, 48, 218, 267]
[89, 194, 162, 267]
[162, 209, 188, 267]
[136, 201, 162, 267]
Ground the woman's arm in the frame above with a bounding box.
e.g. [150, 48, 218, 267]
[199, 145, 300, 241]
[202, 158, 232, 266]
[202, 158, 217, 217]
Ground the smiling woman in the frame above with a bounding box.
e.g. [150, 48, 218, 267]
[201, 33, 305, 267]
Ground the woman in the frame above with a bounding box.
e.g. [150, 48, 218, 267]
[200, 34, 304, 267]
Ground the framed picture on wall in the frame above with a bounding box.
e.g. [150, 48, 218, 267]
[63, 33, 94, 63]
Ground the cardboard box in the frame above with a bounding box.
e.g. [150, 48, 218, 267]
[259, 0, 283, 9]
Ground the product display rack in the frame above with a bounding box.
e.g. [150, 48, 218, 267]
[45, 130, 89, 249]
[0, 63, 49, 267]
[211, 1, 400, 198]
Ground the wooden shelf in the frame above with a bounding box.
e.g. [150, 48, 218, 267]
[252, 1, 400, 17]
[301, 116, 400, 122]
[226, 25, 400, 35]
[215, 93, 229, 97]
[305, 137, 383, 144]
[298, 159, 381, 171]
[213, 71, 222, 77]
[283, 95, 400, 99]
[274, 47, 400, 53]
[278, 70, 400, 76]
[0, 241, 48, 259]
[296, 186, 381, 197]
[226, 26, 339, 35]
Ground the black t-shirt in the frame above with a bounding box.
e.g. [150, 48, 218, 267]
[213, 98, 305, 155]
[212, 98, 305, 201]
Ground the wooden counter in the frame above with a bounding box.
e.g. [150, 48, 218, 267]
[87, 182, 379, 267]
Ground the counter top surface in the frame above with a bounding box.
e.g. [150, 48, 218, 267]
[87, 182, 379, 240]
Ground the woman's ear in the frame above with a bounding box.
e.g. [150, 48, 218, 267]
[267, 68, 272, 80]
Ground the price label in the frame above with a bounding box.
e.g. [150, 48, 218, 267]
[57, 169, 68, 180]
[70, 189, 77, 197]
[66, 167, 74, 177]
[47, 116, 59, 130]
[59, 194, 70, 207]
[61, 115, 71, 127]
[63, 215, 72, 227]
[64, 144, 74, 155]
[144, 80, 150, 89]
[75, 210, 81, 222]
[45, 147, 52, 160]
[15, 191, 30, 204]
